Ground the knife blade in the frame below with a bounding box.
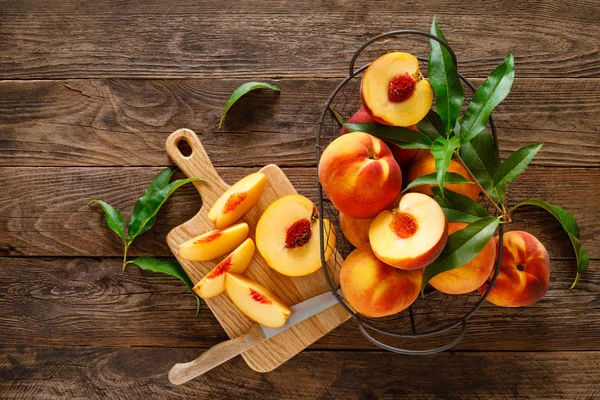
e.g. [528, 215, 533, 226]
[168, 289, 343, 385]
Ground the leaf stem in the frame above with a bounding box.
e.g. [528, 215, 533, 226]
[122, 241, 131, 271]
[454, 151, 511, 222]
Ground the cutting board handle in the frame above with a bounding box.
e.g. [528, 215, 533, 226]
[165, 128, 227, 193]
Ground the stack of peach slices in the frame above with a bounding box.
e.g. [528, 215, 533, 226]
[177, 172, 337, 328]
[319, 51, 550, 318]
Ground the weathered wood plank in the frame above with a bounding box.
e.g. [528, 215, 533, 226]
[1, 1, 599, 79]
[0, 257, 596, 351]
[1, 78, 599, 167]
[1, 346, 599, 399]
[0, 166, 598, 259]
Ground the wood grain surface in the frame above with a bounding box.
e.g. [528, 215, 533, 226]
[1, 0, 599, 398]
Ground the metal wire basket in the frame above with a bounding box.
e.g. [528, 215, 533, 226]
[316, 30, 504, 354]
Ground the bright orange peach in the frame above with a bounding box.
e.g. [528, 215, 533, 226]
[178, 222, 249, 262]
[481, 231, 550, 307]
[369, 192, 448, 270]
[339, 212, 373, 248]
[193, 238, 255, 299]
[256, 194, 336, 277]
[361, 52, 433, 127]
[208, 172, 267, 229]
[429, 222, 496, 294]
[225, 273, 291, 328]
[318, 131, 402, 219]
[407, 150, 480, 200]
[340, 244, 421, 318]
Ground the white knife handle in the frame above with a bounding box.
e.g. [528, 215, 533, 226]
[168, 324, 265, 385]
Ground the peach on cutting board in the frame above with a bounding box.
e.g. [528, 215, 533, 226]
[256, 194, 335, 277]
[429, 222, 496, 294]
[481, 231, 550, 307]
[361, 52, 433, 127]
[225, 273, 291, 328]
[208, 172, 267, 229]
[339, 212, 373, 248]
[178, 222, 249, 262]
[407, 150, 480, 200]
[318, 131, 402, 219]
[369, 192, 448, 270]
[340, 244, 421, 318]
[193, 238, 256, 299]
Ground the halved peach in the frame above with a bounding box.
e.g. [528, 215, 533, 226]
[193, 238, 255, 299]
[369, 192, 448, 270]
[361, 52, 433, 127]
[256, 194, 336, 276]
[225, 273, 291, 328]
[208, 172, 267, 229]
[178, 222, 249, 262]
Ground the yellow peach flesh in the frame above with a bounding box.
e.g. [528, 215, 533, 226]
[225, 273, 291, 328]
[208, 172, 267, 229]
[178, 222, 249, 262]
[193, 238, 256, 299]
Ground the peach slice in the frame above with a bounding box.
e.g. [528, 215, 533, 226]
[193, 238, 255, 299]
[225, 273, 291, 328]
[369, 192, 448, 270]
[208, 172, 267, 229]
[341, 244, 422, 317]
[178, 222, 249, 262]
[361, 52, 433, 127]
[256, 194, 336, 276]
[481, 231, 550, 307]
[429, 222, 496, 294]
[339, 212, 373, 248]
[318, 131, 402, 219]
[407, 150, 480, 200]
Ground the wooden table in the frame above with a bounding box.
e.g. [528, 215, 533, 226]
[1, 1, 599, 398]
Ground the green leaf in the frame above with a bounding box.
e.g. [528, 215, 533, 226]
[459, 54, 515, 144]
[128, 175, 204, 241]
[432, 187, 491, 221]
[510, 200, 589, 288]
[492, 142, 543, 191]
[459, 127, 499, 194]
[404, 172, 472, 192]
[428, 17, 464, 135]
[329, 106, 346, 127]
[416, 109, 444, 140]
[345, 122, 433, 149]
[127, 256, 200, 313]
[219, 82, 280, 129]
[89, 200, 126, 242]
[430, 136, 460, 197]
[422, 217, 500, 290]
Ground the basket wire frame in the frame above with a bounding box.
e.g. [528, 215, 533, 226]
[316, 30, 504, 355]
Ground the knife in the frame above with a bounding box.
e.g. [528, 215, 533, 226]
[168, 289, 342, 385]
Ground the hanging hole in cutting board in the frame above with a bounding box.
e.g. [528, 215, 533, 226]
[176, 138, 193, 157]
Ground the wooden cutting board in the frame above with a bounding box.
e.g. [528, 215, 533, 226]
[165, 128, 350, 373]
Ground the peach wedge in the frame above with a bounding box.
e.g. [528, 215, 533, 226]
[208, 172, 267, 229]
[256, 194, 336, 276]
[178, 222, 249, 262]
[361, 52, 433, 127]
[369, 193, 448, 270]
[225, 273, 291, 328]
[193, 238, 255, 299]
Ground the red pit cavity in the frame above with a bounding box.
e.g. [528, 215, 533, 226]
[391, 213, 418, 239]
[223, 192, 247, 214]
[285, 218, 312, 249]
[250, 289, 272, 305]
[207, 256, 233, 279]
[388, 74, 416, 103]
[194, 232, 222, 245]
